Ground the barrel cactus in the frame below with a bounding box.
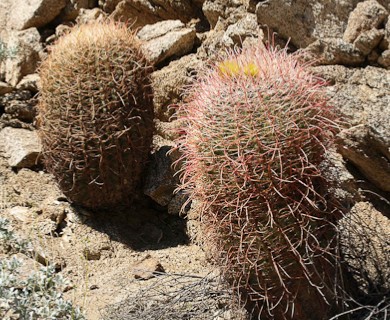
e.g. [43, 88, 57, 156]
[176, 44, 343, 319]
[38, 20, 154, 209]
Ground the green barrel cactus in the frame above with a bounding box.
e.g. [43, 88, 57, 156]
[176, 44, 343, 319]
[38, 20, 154, 209]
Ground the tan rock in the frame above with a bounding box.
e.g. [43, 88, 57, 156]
[0, 0, 10, 32]
[137, 20, 196, 65]
[256, 0, 357, 48]
[143, 145, 178, 206]
[98, 0, 121, 13]
[110, 0, 159, 27]
[7, 0, 67, 30]
[304, 38, 365, 66]
[197, 13, 263, 59]
[378, 49, 390, 67]
[76, 8, 107, 24]
[111, 0, 200, 29]
[380, 18, 390, 49]
[337, 125, 390, 192]
[1, 28, 42, 87]
[321, 149, 360, 205]
[16, 73, 40, 92]
[343, 0, 388, 43]
[0, 81, 13, 95]
[6, 206, 34, 223]
[0, 127, 42, 168]
[58, 0, 95, 21]
[311, 65, 390, 193]
[132, 255, 165, 280]
[338, 202, 390, 295]
[367, 48, 381, 64]
[196, 29, 226, 59]
[222, 13, 259, 47]
[151, 54, 203, 121]
[353, 28, 384, 55]
[385, 17, 390, 36]
[202, 0, 243, 28]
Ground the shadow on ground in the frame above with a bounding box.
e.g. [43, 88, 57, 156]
[74, 197, 189, 252]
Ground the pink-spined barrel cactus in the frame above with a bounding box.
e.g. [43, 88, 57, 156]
[175, 44, 344, 319]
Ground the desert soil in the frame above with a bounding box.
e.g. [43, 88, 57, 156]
[0, 144, 220, 319]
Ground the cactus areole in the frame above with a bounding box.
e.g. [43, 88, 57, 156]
[38, 21, 154, 209]
[176, 44, 342, 319]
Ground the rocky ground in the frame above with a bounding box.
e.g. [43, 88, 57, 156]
[1, 0, 390, 319]
[0, 149, 229, 319]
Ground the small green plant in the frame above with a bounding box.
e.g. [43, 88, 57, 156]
[0, 218, 85, 319]
[0, 258, 85, 320]
[0, 217, 32, 254]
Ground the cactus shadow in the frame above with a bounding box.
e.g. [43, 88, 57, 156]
[73, 198, 189, 252]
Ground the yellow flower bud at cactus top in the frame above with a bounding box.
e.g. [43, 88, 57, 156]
[218, 59, 259, 77]
[218, 59, 240, 77]
[243, 62, 259, 77]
